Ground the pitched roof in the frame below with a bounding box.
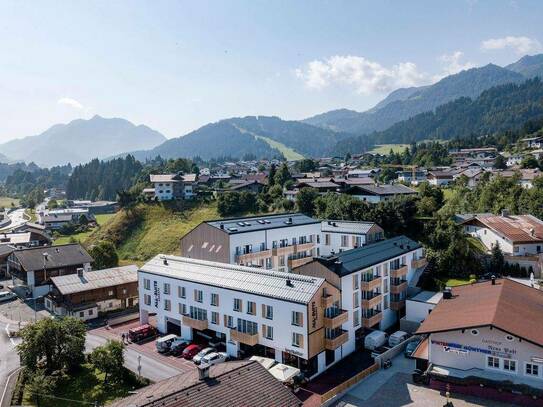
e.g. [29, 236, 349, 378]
[109, 360, 301, 407]
[348, 184, 417, 196]
[11, 244, 93, 272]
[461, 214, 543, 243]
[206, 212, 319, 234]
[321, 220, 378, 235]
[50, 265, 138, 295]
[314, 235, 421, 277]
[417, 279, 543, 346]
[0, 245, 14, 258]
[140, 255, 325, 304]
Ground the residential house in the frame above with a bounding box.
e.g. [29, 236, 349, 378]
[319, 220, 384, 256]
[37, 208, 95, 231]
[0, 245, 14, 279]
[397, 170, 427, 185]
[45, 265, 138, 321]
[521, 136, 543, 149]
[427, 171, 454, 186]
[150, 172, 198, 201]
[345, 184, 418, 203]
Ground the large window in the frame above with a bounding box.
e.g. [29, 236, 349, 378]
[189, 306, 207, 321]
[237, 318, 258, 335]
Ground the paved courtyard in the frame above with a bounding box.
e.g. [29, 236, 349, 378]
[0, 280, 49, 325]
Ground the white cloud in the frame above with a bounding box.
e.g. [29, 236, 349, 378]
[295, 55, 428, 94]
[481, 36, 542, 55]
[57, 97, 84, 110]
[433, 51, 476, 81]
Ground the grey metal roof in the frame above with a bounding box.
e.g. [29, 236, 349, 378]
[51, 265, 138, 295]
[315, 236, 422, 277]
[140, 255, 325, 304]
[321, 220, 377, 234]
[12, 244, 93, 272]
[206, 213, 319, 235]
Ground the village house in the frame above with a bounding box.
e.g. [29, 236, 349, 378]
[319, 220, 384, 256]
[149, 172, 198, 201]
[521, 135, 543, 149]
[345, 184, 418, 203]
[37, 208, 95, 231]
[45, 265, 138, 320]
[427, 170, 454, 186]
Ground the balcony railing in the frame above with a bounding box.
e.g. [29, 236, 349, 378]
[321, 294, 337, 308]
[360, 275, 382, 291]
[390, 280, 408, 294]
[182, 315, 208, 331]
[390, 299, 406, 311]
[325, 330, 348, 350]
[390, 265, 408, 279]
[362, 311, 382, 328]
[361, 293, 382, 309]
[288, 256, 313, 269]
[230, 329, 259, 346]
[295, 242, 315, 252]
[235, 249, 272, 263]
[411, 258, 428, 269]
[324, 310, 349, 329]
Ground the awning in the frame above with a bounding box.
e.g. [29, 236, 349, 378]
[249, 355, 276, 370]
[268, 363, 300, 383]
[412, 337, 429, 360]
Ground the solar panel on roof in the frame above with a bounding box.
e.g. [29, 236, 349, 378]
[228, 227, 238, 231]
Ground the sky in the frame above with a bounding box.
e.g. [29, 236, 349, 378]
[1, 0, 542, 144]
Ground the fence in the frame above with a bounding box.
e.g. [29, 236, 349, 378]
[374, 335, 421, 367]
[320, 362, 380, 404]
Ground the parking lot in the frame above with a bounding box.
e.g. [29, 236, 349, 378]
[0, 280, 49, 324]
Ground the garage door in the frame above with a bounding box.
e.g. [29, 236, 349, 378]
[166, 320, 181, 335]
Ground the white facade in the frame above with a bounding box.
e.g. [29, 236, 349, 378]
[464, 224, 543, 256]
[319, 221, 384, 257]
[154, 182, 175, 201]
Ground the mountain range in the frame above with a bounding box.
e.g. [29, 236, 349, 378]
[0, 115, 166, 167]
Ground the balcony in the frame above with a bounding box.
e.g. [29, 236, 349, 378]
[391, 280, 408, 294]
[275, 245, 294, 256]
[230, 329, 259, 346]
[390, 299, 406, 311]
[362, 311, 382, 328]
[360, 276, 382, 291]
[288, 256, 313, 269]
[411, 258, 428, 269]
[321, 293, 338, 308]
[390, 265, 408, 279]
[361, 293, 383, 309]
[295, 242, 315, 253]
[182, 315, 208, 331]
[325, 330, 348, 350]
[235, 249, 272, 264]
[324, 310, 349, 329]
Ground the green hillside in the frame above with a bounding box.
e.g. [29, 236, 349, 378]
[254, 135, 304, 160]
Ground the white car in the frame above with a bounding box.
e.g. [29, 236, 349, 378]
[201, 351, 228, 366]
[193, 347, 216, 365]
[0, 291, 16, 303]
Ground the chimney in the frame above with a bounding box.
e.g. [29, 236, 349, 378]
[491, 275, 496, 285]
[220, 223, 224, 230]
[163, 258, 169, 266]
[77, 268, 84, 278]
[443, 288, 452, 299]
[501, 209, 509, 217]
[198, 363, 210, 380]
[286, 279, 294, 287]
[530, 228, 535, 237]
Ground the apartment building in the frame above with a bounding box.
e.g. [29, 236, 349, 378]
[319, 220, 384, 256]
[414, 279, 543, 405]
[138, 255, 344, 378]
[293, 236, 427, 355]
[150, 173, 197, 201]
[179, 213, 322, 272]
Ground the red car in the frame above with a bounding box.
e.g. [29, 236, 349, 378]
[182, 344, 202, 360]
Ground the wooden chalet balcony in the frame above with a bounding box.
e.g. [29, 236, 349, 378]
[236, 249, 272, 264]
[288, 257, 313, 269]
[275, 245, 295, 256]
[362, 311, 382, 328]
[360, 276, 382, 291]
[390, 299, 406, 311]
[390, 280, 408, 294]
[324, 310, 349, 329]
[321, 293, 339, 308]
[411, 258, 428, 269]
[361, 293, 382, 309]
[325, 330, 348, 350]
[182, 315, 208, 331]
[390, 265, 408, 279]
[230, 329, 259, 346]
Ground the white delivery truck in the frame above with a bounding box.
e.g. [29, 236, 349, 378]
[388, 331, 409, 347]
[364, 330, 388, 350]
[155, 334, 179, 353]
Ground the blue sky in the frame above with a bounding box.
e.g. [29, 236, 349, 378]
[1, 0, 542, 143]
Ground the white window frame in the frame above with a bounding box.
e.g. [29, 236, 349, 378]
[503, 358, 517, 373]
[487, 356, 500, 370]
[292, 332, 302, 347]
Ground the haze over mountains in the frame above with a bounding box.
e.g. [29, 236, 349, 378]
[2, 54, 543, 167]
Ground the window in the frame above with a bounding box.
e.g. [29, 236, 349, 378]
[234, 298, 242, 312]
[247, 301, 256, 315]
[164, 299, 171, 311]
[144, 294, 151, 305]
[211, 293, 219, 306]
[194, 289, 203, 303]
[143, 279, 150, 290]
[325, 233, 331, 246]
[341, 235, 349, 247]
[383, 295, 389, 310]
[178, 286, 186, 298]
[189, 306, 207, 321]
[163, 283, 170, 295]
[279, 256, 285, 267]
[487, 356, 499, 369]
[263, 305, 273, 320]
[179, 303, 187, 315]
[353, 292, 359, 308]
[503, 359, 517, 372]
[237, 318, 258, 335]
[265, 258, 272, 269]
[108, 290, 114, 296]
[291, 311, 303, 327]
[225, 315, 234, 328]
[79, 311, 84, 317]
[352, 274, 359, 290]
[263, 325, 273, 340]
[88, 309, 93, 316]
[211, 311, 219, 325]
[526, 363, 540, 377]
[292, 332, 303, 347]
[353, 309, 360, 327]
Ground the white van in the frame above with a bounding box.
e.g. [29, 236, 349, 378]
[155, 334, 178, 353]
[0, 291, 15, 303]
[389, 331, 409, 347]
[364, 330, 388, 350]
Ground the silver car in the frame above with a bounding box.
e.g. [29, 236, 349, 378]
[201, 351, 228, 366]
[192, 347, 216, 365]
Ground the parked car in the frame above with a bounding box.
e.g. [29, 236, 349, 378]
[128, 324, 157, 343]
[0, 291, 16, 303]
[182, 344, 202, 360]
[404, 340, 421, 358]
[169, 339, 190, 356]
[156, 334, 180, 353]
[193, 347, 216, 365]
[201, 352, 228, 366]
[388, 331, 409, 347]
[364, 330, 388, 350]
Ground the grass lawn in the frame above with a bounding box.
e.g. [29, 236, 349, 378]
[25, 208, 37, 222]
[22, 363, 146, 407]
[369, 144, 410, 155]
[444, 278, 471, 287]
[0, 196, 20, 208]
[467, 236, 488, 253]
[53, 213, 116, 246]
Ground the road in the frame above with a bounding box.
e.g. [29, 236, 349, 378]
[0, 320, 21, 407]
[0, 209, 29, 232]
